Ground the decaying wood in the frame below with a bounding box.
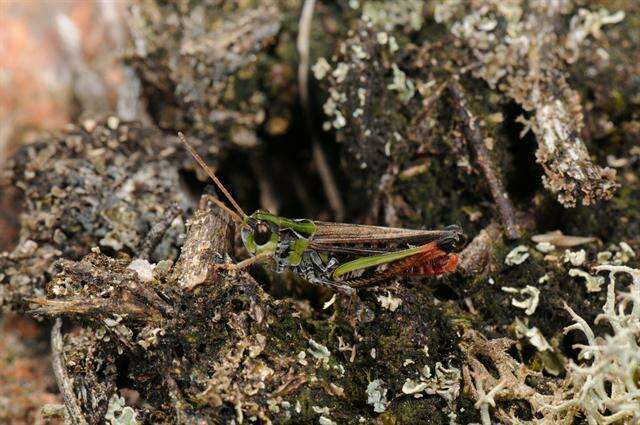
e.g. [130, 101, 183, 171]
[438, 1, 621, 207]
[174, 206, 234, 291]
[2, 2, 638, 424]
[458, 222, 502, 277]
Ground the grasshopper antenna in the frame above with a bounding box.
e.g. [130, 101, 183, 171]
[178, 132, 248, 224]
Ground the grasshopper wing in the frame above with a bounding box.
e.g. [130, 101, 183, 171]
[311, 222, 458, 247]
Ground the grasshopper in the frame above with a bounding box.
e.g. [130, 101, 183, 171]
[178, 133, 466, 295]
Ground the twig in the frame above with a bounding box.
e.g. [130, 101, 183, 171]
[312, 143, 345, 221]
[449, 80, 519, 240]
[51, 319, 88, 425]
[31, 297, 146, 318]
[55, 14, 109, 116]
[297, 0, 345, 221]
[139, 202, 182, 259]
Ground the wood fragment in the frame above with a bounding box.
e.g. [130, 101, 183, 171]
[439, 3, 620, 207]
[273, 374, 308, 396]
[174, 204, 234, 290]
[30, 297, 146, 317]
[459, 222, 502, 277]
[531, 231, 597, 248]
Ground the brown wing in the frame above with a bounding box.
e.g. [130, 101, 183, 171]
[311, 221, 454, 249]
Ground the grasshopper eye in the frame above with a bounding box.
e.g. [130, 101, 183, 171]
[254, 222, 272, 245]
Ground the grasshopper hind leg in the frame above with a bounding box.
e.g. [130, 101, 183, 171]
[308, 275, 356, 297]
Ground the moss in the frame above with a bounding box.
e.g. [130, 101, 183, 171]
[392, 397, 450, 424]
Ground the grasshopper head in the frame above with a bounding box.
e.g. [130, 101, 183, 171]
[241, 214, 280, 256]
[437, 225, 467, 253]
[241, 211, 316, 260]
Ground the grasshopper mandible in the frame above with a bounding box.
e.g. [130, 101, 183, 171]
[178, 133, 466, 295]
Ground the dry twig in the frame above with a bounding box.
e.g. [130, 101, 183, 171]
[450, 80, 519, 240]
[297, 0, 345, 221]
[139, 202, 182, 259]
[51, 319, 88, 425]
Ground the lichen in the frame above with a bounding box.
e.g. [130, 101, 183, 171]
[105, 394, 139, 425]
[505, 245, 530, 266]
[1, 120, 188, 310]
[376, 291, 402, 312]
[435, 0, 622, 206]
[544, 266, 640, 423]
[569, 268, 605, 293]
[501, 285, 540, 315]
[2, 1, 639, 424]
[366, 379, 389, 413]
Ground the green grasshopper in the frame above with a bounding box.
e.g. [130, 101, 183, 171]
[179, 133, 466, 295]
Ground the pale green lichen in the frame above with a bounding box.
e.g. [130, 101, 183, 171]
[308, 339, 331, 360]
[569, 268, 605, 293]
[387, 64, 415, 104]
[505, 245, 530, 266]
[319, 416, 337, 425]
[322, 294, 337, 310]
[376, 32, 388, 45]
[401, 378, 428, 395]
[564, 249, 587, 267]
[566, 8, 626, 63]
[312, 58, 332, 80]
[513, 318, 552, 352]
[614, 241, 636, 264]
[501, 285, 540, 315]
[361, 0, 424, 32]
[105, 394, 139, 425]
[331, 62, 350, 83]
[597, 251, 613, 264]
[366, 379, 388, 413]
[323, 88, 348, 130]
[434, 0, 621, 207]
[546, 266, 640, 424]
[536, 242, 556, 253]
[376, 291, 402, 311]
